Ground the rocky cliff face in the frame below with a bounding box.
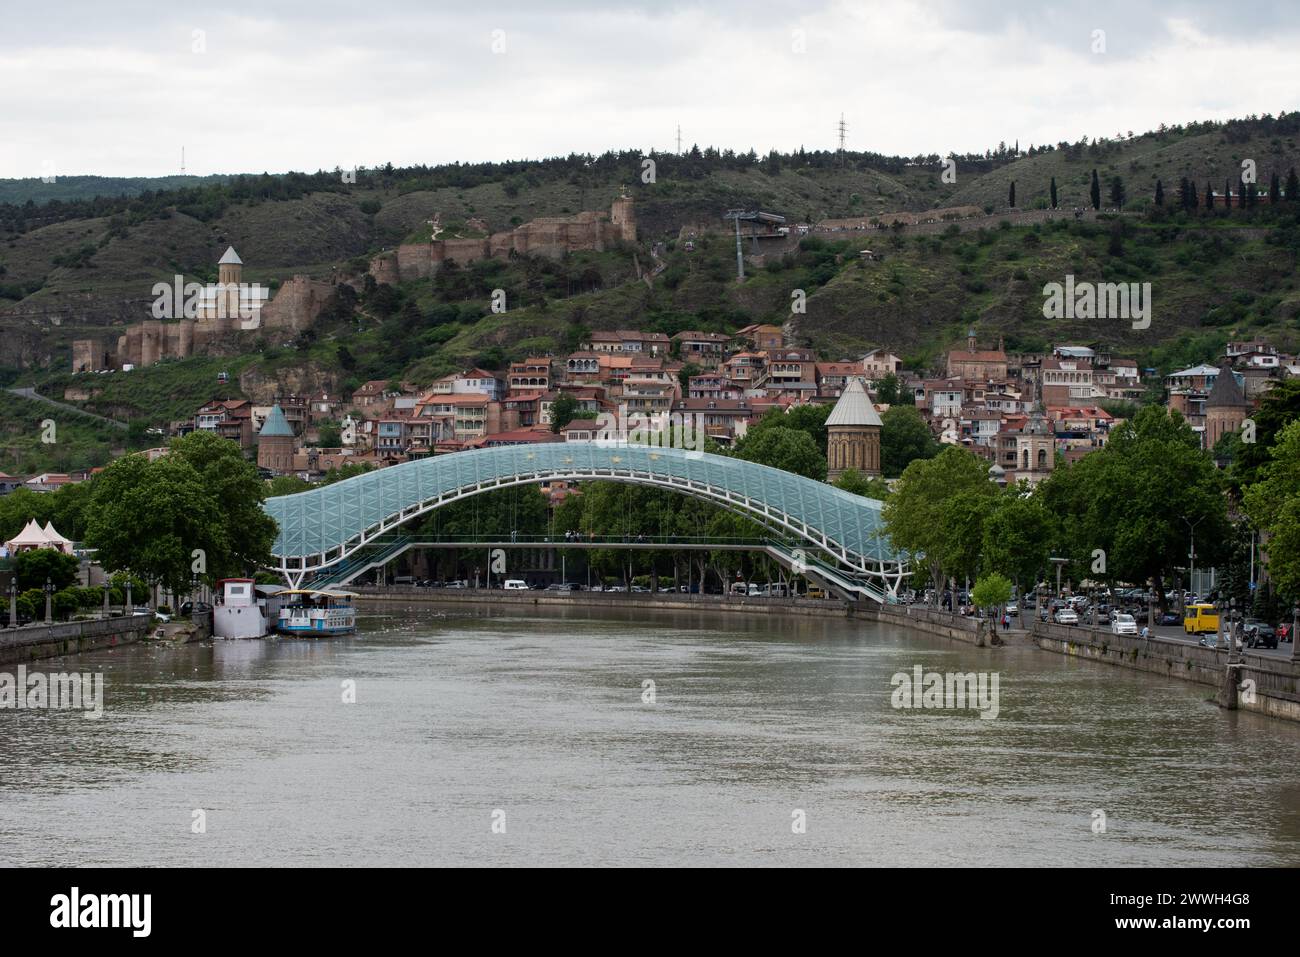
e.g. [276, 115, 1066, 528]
[238, 360, 341, 405]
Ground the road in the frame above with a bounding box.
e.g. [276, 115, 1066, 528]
[5, 387, 128, 429]
[1031, 610, 1298, 660]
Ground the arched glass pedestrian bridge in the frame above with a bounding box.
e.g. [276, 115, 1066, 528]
[263, 442, 907, 600]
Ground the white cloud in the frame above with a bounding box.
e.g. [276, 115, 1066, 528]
[0, 0, 1296, 177]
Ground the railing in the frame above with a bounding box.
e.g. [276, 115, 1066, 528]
[306, 533, 893, 601]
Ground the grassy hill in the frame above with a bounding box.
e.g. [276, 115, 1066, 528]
[1, 114, 1298, 474]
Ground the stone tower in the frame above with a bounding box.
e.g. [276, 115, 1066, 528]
[217, 246, 243, 320]
[611, 187, 636, 242]
[1205, 362, 1250, 449]
[257, 404, 296, 475]
[218, 246, 243, 284]
[826, 377, 883, 480]
[1017, 411, 1055, 485]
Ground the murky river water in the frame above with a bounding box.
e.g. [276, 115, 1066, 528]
[2, 604, 1299, 866]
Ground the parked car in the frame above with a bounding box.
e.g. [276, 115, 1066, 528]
[545, 583, 579, 593]
[1005, 601, 1018, 617]
[1158, 610, 1182, 626]
[1111, 613, 1137, 636]
[1199, 631, 1243, 650]
[1244, 620, 1278, 649]
[179, 601, 213, 617]
[1054, 608, 1079, 625]
[502, 580, 528, 590]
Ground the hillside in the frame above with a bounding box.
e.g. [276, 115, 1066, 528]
[0, 113, 1298, 475]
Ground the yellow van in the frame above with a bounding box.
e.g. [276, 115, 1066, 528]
[1183, 603, 1220, 635]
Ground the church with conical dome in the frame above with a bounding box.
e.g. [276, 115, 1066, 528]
[825, 377, 883, 480]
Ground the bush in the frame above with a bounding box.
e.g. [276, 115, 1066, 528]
[52, 589, 79, 620]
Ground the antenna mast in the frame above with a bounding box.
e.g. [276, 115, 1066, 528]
[837, 114, 847, 167]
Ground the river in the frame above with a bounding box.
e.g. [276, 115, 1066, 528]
[2, 604, 1299, 866]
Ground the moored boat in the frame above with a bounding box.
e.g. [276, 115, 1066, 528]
[213, 578, 268, 639]
[274, 589, 357, 638]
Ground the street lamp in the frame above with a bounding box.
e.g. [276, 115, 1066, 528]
[102, 579, 110, 619]
[1182, 515, 1205, 609]
[7, 580, 16, 628]
[1049, 557, 1070, 623]
[43, 576, 53, 624]
[1292, 603, 1299, 661]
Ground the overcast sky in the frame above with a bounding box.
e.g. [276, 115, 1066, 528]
[1, 0, 1296, 179]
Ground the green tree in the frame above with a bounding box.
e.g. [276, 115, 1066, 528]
[881, 405, 939, 478]
[833, 469, 890, 501]
[739, 404, 832, 457]
[882, 446, 997, 602]
[1090, 169, 1101, 210]
[1232, 379, 1300, 486]
[1243, 419, 1300, 601]
[1037, 406, 1229, 604]
[734, 426, 827, 481]
[84, 432, 277, 597]
[980, 492, 1054, 592]
[1108, 175, 1125, 209]
[971, 572, 1013, 613]
[1154, 179, 1164, 207]
[549, 393, 594, 433]
[1050, 176, 1058, 209]
[874, 372, 903, 406]
[14, 549, 80, 591]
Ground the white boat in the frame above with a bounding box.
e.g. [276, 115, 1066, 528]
[275, 590, 357, 638]
[213, 579, 268, 639]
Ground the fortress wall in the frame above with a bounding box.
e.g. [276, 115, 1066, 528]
[398, 244, 433, 280]
[260, 276, 334, 334]
[378, 198, 637, 282]
[441, 238, 490, 265]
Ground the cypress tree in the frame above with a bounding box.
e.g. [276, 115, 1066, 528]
[1178, 177, 1191, 209]
[1009, 181, 1016, 208]
[1050, 176, 1058, 209]
[1154, 179, 1164, 206]
[1108, 175, 1125, 208]
[1225, 178, 1232, 208]
[1286, 167, 1299, 202]
[1247, 182, 1258, 208]
[1204, 182, 1214, 209]
[1090, 169, 1101, 210]
[1269, 171, 1281, 205]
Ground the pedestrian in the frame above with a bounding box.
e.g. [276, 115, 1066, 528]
[1140, 625, 1149, 641]
[1002, 612, 1009, 631]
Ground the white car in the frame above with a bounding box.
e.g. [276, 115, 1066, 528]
[502, 580, 528, 590]
[1054, 609, 1079, 625]
[1006, 601, 1019, 617]
[1111, 613, 1137, 635]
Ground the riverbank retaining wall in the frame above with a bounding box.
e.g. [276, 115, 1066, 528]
[870, 604, 989, 644]
[353, 586, 858, 619]
[0, 616, 153, 666]
[1033, 620, 1300, 722]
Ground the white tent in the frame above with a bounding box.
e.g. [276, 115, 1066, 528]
[42, 521, 74, 553]
[4, 519, 73, 555]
